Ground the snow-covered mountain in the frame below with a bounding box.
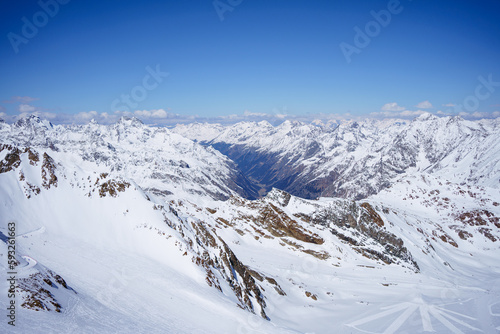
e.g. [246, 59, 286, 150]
[1, 115, 259, 200]
[173, 113, 500, 199]
[1, 114, 499, 333]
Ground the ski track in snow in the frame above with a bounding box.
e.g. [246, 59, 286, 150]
[17, 226, 46, 238]
[19, 255, 37, 271]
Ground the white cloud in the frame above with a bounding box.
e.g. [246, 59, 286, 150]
[415, 100, 432, 109]
[151, 109, 168, 118]
[470, 112, 489, 118]
[243, 110, 267, 117]
[5, 106, 500, 127]
[381, 102, 405, 112]
[16, 111, 56, 120]
[3, 96, 39, 104]
[18, 104, 36, 112]
[400, 110, 426, 117]
[436, 110, 451, 115]
[454, 111, 500, 119]
[371, 111, 396, 118]
[116, 110, 134, 118]
[134, 110, 150, 118]
[40, 111, 56, 119]
[372, 109, 427, 119]
[134, 109, 170, 119]
[41, 112, 56, 119]
[75, 110, 99, 121]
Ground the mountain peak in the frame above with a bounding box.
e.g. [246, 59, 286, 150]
[447, 115, 464, 123]
[257, 120, 272, 128]
[311, 119, 325, 127]
[14, 114, 53, 130]
[264, 188, 292, 206]
[280, 119, 302, 126]
[115, 116, 144, 127]
[414, 112, 438, 122]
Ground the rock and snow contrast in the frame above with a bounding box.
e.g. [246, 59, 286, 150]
[1, 114, 500, 333]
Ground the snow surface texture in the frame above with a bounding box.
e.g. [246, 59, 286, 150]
[1, 114, 499, 333]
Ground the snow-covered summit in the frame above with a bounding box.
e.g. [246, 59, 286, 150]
[115, 116, 144, 127]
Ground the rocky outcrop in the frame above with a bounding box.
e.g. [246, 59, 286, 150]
[98, 179, 130, 198]
[41, 153, 58, 189]
[162, 208, 274, 319]
[0, 145, 22, 173]
[313, 200, 418, 270]
[14, 259, 76, 313]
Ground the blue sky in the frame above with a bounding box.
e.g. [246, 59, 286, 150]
[1, 0, 500, 124]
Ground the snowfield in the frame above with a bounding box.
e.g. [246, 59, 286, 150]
[1, 115, 499, 333]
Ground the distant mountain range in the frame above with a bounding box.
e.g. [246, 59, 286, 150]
[173, 113, 500, 199]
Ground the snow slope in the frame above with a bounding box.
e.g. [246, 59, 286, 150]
[0, 145, 281, 333]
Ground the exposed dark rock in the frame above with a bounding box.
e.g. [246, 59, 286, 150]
[313, 201, 419, 271]
[98, 179, 130, 197]
[41, 153, 58, 189]
[17, 267, 75, 313]
[0, 145, 21, 173]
